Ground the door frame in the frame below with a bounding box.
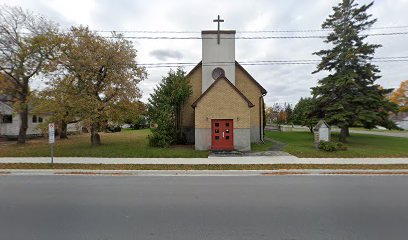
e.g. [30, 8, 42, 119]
[211, 119, 234, 150]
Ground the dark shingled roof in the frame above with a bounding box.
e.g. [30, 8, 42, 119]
[313, 119, 331, 131]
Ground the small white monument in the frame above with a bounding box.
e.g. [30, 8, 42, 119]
[313, 120, 331, 148]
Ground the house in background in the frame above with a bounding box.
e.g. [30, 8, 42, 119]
[180, 17, 267, 151]
[0, 100, 82, 139]
[390, 112, 408, 130]
[0, 101, 47, 138]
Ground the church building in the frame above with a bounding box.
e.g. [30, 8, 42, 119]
[181, 16, 267, 151]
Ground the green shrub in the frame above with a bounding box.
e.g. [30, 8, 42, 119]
[319, 141, 348, 151]
[148, 132, 173, 148]
[336, 142, 348, 151]
[319, 141, 338, 151]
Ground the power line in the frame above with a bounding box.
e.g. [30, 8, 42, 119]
[3, 58, 407, 76]
[92, 25, 408, 34]
[92, 31, 408, 40]
[2, 57, 407, 70]
[138, 56, 408, 65]
[4, 29, 408, 40]
[139, 59, 408, 68]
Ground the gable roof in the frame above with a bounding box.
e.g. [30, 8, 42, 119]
[0, 101, 14, 112]
[191, 76, 254, 108]
[389, 112, 408, 121]
[185, 61, 267, 95]
[313, 119, 331, 131]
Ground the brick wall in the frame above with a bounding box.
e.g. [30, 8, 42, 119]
[195, 79, 251, 129]
[235, 67, 263, 129]
[181, 65, 202, 128]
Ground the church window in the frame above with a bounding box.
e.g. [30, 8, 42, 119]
[215, 136, 219, 140]
[215, 129, 219, 133]
[39, 116, 43, 123]
[212, 67, 225, 80]
[226, 122, 229, 127]
[32, 115, 37, 123]
[226, 129, 229, 133]
[215, 123, 219, 127]
[226, 136, 230, 140]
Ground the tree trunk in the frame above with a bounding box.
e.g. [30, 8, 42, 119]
[309, 125, 314, 133]
[17, 106, 28, 144]
[345, 126, 350, 137]
[90, 123, 101, 146]
[60, 121, 68, 139]
[339, 125, 348, 143]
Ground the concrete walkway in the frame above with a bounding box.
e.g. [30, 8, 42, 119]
[1, 156, 408, 164]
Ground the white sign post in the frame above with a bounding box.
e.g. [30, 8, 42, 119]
[49, 123, 55, 164]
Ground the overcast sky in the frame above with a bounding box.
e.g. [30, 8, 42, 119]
[2, 0, 407, 106]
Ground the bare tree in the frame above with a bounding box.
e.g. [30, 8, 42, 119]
[0, 5, 59, 143]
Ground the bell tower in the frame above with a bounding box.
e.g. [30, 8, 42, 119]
[201, 15, 236, 93]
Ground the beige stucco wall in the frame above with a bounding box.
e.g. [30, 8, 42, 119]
[181, 65, 202, 128]
[194, 79, 251, 129]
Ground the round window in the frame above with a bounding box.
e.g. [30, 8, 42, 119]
[211, 67, 225, 80]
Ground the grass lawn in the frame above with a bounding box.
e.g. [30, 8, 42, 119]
[251, 139, 274, 152]
[265, 131, 408, 158]
[0, 129, 208, 158]
[349, 127, 408, 133]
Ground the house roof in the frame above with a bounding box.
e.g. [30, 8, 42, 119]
[0, 100, 51, 115]
[191, 76, 254, 108]
[313, 119, 331, 131]
[0, 101, 14, 112]
[389, 112, 408, 121]
[185, 61, 267, 95]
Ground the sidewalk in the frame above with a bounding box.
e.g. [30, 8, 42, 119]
[1, 156, 408, 164]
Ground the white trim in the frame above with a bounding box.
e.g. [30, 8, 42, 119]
[0, 101, 15, 112]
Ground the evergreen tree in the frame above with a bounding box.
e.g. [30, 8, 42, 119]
[292, 97, 320, 133]
[312, 0, 397, 142]
[147, 68, 191, 147]
[284, 103, 293, 124]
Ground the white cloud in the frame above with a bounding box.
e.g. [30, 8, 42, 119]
[48, 0, 96, 26]
[1, 0, 407, 105]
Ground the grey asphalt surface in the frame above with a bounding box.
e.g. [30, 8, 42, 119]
[0, 175, 408, 240]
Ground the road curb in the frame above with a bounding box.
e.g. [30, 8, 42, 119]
[2, 157, 408, 165]
[1, 169, 408, 176]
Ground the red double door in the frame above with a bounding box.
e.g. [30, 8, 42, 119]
[211, 119, 234, 150]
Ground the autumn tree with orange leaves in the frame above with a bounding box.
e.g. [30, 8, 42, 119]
[389, 80, 408, 112]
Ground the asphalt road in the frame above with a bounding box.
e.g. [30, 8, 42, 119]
[0, 175, 408, 240]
